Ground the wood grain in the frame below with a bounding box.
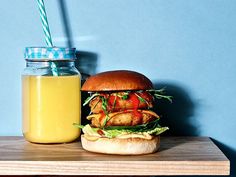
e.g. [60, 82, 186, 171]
[0, 136, 229, 175]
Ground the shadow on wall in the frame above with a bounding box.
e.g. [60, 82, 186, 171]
[75, 51, 98, 82]
[75, 51, 98, 126]
[57, 0, 99, 125]
[57, 0, 99, 80]
[153, 82, 199, 136]
[154, 83, 234, 176]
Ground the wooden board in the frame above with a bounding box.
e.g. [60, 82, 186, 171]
[0, 136, 229, 175]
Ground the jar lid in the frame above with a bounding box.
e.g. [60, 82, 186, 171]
[24, 47, 76, 60]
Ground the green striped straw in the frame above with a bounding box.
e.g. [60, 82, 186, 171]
[36, 0, 58, 76]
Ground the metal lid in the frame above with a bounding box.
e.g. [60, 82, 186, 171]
[24, 47, 76, 60]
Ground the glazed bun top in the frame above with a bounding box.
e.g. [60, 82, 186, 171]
[81, 70, 153, 91]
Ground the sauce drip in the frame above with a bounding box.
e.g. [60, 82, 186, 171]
[98, 92, 150, 127]
[108, 95, 119, 110]
[98, 111, 105, 124]
[129, 93, 140, 109]
[128, 93, 143, 124]
[97, 129, 104, 136]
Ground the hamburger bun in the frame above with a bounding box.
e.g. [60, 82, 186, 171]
[78, 70, 168, 155]
[81, 70, 153, 91]
[81, 135, 160, 155]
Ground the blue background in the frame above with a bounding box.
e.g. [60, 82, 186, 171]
[0, 0, 235, 176]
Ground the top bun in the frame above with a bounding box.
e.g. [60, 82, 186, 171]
[81, 70, 153, 91]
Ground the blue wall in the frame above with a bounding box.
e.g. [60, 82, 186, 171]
[0, 0, 235, 175]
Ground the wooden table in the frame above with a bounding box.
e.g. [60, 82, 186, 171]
[0, 136, 229, 176]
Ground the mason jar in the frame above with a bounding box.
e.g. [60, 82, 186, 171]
[22, 47, 81, 143]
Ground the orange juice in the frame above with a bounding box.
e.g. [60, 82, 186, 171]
[22, 75, 81, 143]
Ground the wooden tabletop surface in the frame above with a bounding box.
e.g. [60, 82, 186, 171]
[0, 136, 230, 176]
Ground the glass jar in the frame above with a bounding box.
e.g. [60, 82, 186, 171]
[22, 47, 81, 143]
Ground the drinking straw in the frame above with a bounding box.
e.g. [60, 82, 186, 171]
[36, 0, 58, 76]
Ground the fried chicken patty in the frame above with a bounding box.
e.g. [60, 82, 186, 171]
[89, 92, 153, 114]
[87, 110, 159, 128]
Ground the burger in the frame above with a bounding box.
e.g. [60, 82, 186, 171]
[75, 70, 171, 155]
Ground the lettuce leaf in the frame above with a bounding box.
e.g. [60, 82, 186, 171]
[74, 119, 169, 139]
[146, 126, 169, 135]
[103, 126, 168, 138]
[104, 118, 160, 132]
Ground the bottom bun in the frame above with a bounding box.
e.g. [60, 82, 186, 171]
[81, 135, 160, 155]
